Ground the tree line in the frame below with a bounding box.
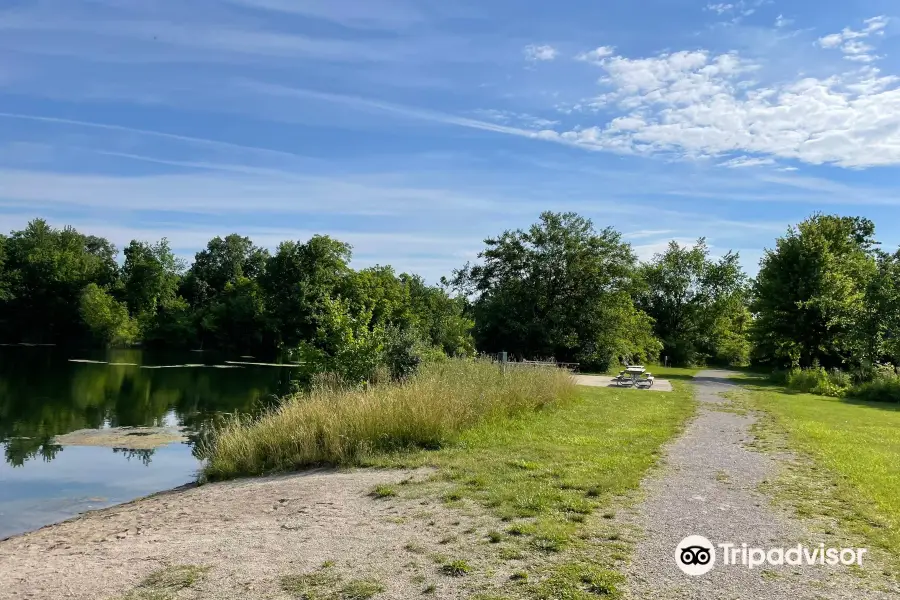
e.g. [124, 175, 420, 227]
[2, 211, 899, 380]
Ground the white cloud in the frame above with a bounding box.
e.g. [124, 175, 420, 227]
[473, 109, 560, 129]
[576, 46, 615, 63]
[706, 3, 735, 15]
[718, 156, 777, 168]
[524, 44, 559, 62]
[535, 21, 900, 169]
[775, 14, 793, 28]
[817, 16, 889, 63]
[705, 0, 764, 24]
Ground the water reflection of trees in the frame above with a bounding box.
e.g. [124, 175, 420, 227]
[112, 448, 156, 466]
[0, 348, 293, 466]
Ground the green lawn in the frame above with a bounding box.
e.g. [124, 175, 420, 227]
[735, 379, 900, 574]
[374, 377, 697, 598]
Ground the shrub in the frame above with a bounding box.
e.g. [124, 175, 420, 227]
[848, 367, 900, 403]
[784, 367, 849, 398]
[200, 359, 577, 480]
[382, 326, 423, 382]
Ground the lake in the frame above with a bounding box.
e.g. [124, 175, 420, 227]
[0, 346, 298, 539]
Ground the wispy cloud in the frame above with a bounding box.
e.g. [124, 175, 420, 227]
[524, 44, 559, 61]
[718, 156, 777, 168]
[0, 112, 315, 161]
[575, 46, 615, 63]
[817, 15, 889, 63]
[775, 14, 793, 28]
[237, 80, 565, 141]
[219, 0, 429, 31]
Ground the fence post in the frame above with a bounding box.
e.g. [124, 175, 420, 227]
[500, 351, 508, 375]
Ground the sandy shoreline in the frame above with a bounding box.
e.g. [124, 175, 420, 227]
[0, 468, 508, 600]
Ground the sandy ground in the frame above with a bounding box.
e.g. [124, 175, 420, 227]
[623, 370, 899, 599]
[575, 373, 673, 392]
[53, 426, 187, 450]
[0, 469, 510, 600]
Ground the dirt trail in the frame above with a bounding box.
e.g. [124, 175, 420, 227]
[0, 469, 504, 600]
[624, 369, 898, 599]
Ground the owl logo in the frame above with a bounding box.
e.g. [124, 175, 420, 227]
[676, 535, 716, 575]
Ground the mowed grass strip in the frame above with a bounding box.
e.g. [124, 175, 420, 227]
[743, 384, 900, 570]
[200, 359, 576, 480]
[375, 378, 697, 598]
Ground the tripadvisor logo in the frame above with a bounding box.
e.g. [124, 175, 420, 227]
[675, 535, 868, 576]
[676, 535, 716, 576]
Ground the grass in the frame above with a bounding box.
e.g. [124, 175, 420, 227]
[738, 382, 900, 575]
[140, 565, 210, 590]
[280, 570, 342, 597]
[340, 579, 385, 599]
[440, 559, 472, 577]
[372, 374, 696, 598]
[117, 565, 210, 600]
[282, 568, 386, 600]
[201, 359, 576, 480]
[369, 485, 397, 499]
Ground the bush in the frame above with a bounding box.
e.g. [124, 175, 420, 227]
[79, 283, 138, 346]
[784, 367, 849, 398]
[200, 359, 577, 480]
[382, 326, 423, 382]
[848, 366, 900, 403]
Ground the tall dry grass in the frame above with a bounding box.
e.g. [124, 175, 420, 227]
[200, 359, 576, 481]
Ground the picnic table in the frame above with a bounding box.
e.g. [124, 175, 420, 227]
[615, 365, 654, 388]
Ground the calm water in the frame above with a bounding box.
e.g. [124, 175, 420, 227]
[0, 346, 297, 539]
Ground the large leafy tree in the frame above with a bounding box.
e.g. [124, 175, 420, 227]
[451, 211, 660, 370]
[262, 235, 352, 350]
[403, 274, 474, 356]
[855, 249, 900, 369]
[637, 239, 749, 366]
[0, 220, 120, 343]
[122, 239, 184, 319]
[339, 266, 412, 331]
[751, 214, 877, 369]
[121, 239, 190, 344]
[79, 283, 138, 346]
[181, 234, 269, 307]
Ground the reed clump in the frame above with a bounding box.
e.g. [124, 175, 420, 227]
[200, 359, 576, 481]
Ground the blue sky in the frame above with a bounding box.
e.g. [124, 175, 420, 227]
[2, 0, 900, 282]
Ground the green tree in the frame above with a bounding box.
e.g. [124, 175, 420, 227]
[122, 239, 184, 319]
[182, 234, 269, 306]
[262, 236, 351, 350]
[0, 220, 120, 343]
[451, 212, 660, 370]
[404, 274, 474, 356]
[79, 283, 138, 346]
[295, 295, 386, 385]
[121, 239, 189, 344]
[201, 277, 269, 351]
[339, 266, 412, 330]
[637, 239, 749, 366]
[751, 214, 877, 369]
[855, 249, 900, 370]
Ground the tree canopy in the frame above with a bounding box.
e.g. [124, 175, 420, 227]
[751, 214, 878, 370]
[450, 212, 660, 371]
[5, 210, 900, 378]
[637, 239, 750, 366]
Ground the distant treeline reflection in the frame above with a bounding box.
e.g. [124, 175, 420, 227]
[0, 348, 294, 467]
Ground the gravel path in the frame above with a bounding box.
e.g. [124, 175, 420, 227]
[625, 369, 897, 600]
